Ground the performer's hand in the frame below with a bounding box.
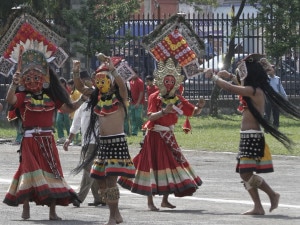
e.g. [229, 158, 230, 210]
[12, 72, 21, 85]
[204, 68, 214, 79]
[164, 103, 174, 114]
[72, 60, 81, 73]
[63, 139, 71, 151]
[217, 70, 231, 79]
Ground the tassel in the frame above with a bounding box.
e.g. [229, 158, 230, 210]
[182, 116, 192, 134]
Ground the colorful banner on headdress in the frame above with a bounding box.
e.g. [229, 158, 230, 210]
[0, 13, 69, 77]
[142, 14, 205, 79]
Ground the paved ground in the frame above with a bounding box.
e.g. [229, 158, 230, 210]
[0, 142, 300, 225]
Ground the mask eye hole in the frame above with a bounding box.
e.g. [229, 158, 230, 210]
[34, 75, 40, 81]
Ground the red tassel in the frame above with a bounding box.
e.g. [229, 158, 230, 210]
[182, 116, 191, 134]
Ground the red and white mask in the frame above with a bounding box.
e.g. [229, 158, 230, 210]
[163, 75, 176, 93]
[22, 69, 45, 93]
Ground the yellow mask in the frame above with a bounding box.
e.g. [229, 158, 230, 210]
[93, 73, 111, 93]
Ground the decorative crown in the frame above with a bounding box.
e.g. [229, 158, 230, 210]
[154, 58, 184, 96]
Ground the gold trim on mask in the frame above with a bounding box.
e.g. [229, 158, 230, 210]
[154, 58, 184, 97]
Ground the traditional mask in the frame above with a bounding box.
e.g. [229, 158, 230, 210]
[154, 58, 184, 97]
[22, 69, 45, 93]
[93, 73, 111, 94]
[163, 75, 176, 92]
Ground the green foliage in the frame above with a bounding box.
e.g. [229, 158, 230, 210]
[249, 0, 300, 58]
[62, 0, 141, 59]
[0, 0, 70, 38]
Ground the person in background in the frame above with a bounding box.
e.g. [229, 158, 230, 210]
[72, 55, 135, 225]
[207, 54, 300, 215]
[56, 77, 71, 144]
[67, 78, 81, 145]
[204, 35, 217, 60]
[126, 68, 145, 136]
[63, 102, 105, 207]
[4, 47, 84, 220]
[7, 105, 23, 145]
[64, 71, 105, 208]
[145, 75, 159, 101]
[264, 64, 288, 129]
[118, 58, 206, 211]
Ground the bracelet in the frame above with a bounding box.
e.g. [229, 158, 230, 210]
[211, 75, 219, 82]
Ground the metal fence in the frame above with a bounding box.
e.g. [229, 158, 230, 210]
[1, 13, 299, 109]
[109, 13, 300, 101]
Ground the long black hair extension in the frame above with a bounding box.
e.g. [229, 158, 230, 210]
[243, 60, 300, 150]
[44, 68, 73, 109]
[71, 76, 128, 174]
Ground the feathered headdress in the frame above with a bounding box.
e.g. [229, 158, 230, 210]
[0, 13, 68, 77]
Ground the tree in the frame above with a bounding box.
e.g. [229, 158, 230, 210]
[208, 1, 247, 116]
[62, 0, 141, 68]
[249, 0, 300, 63]
[0, 0, 70, 38]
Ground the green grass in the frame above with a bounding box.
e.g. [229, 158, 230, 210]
[1, 114, 300, 156]
[126, 114, 300, 156]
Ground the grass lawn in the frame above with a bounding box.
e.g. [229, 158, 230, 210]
[125, 114, 300, 156]
[1, 114, 299, 156]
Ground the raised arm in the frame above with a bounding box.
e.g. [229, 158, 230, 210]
[72, 60, 93, 97]
[106, 57, 128, 104]
[6, 72, 20, 105]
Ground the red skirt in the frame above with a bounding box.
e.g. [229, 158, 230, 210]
[3, 132, 78, 206]
[118, 130, 202, 197]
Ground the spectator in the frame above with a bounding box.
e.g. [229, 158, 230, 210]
[56, 77, 71, 144]
[125, 68, 145, 136]
[67, 78, 81, 145]
[8, 107, 23, 145]
[145, 75, 158, 101]
[204, 35, 217, 60]
[264, 64, 288, 129]
[63, 100, 105, 207]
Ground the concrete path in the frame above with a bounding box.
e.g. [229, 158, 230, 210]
[0, 143, 299, 225]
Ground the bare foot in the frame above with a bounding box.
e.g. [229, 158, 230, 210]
[115, 211, 123, 224]
[242, 208, 265, 215]
[148, 204, 159, 211]
[49, 214, 62, 220]
[104, 218, 117, 225]
[21, 203, 30, 220]
[270, 192, 280, 212]
[161, 201, 176, 209]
